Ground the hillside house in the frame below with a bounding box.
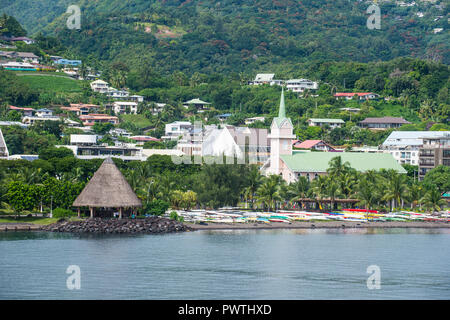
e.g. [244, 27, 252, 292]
[9, 106, 34, 117]
[112, 101, 138, 115]
[79, 114, 119, 126]
[359, 117, 411, 130]
[285, 79, 318, 93]
[307, 118, 345, 129]
[334, 92, 380, 100]
[293, 140, 336, 152]
[90, 80, 109, 93]
[183, 98, 211, 112]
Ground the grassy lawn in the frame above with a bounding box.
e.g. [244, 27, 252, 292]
[15, 73, 83, 93]
[120, 114, 153, 128]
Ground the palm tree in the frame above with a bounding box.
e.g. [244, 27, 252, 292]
[136, 164, 152, 181]
[420, 188, 446, 214]
[327, 156, 352, 178]
[338, 171, 356, 199]
[4, 172, 25, 184]
[256, 175, 282, 211]
[241, 186, 252, 209]
[245, 165, 262, 208]
[311, 175, 328, 210]
[407, 183, 424, 209]
[357, 178, 378, 216]
[170, 190, 184, 209]
[419, 100, 436, 121]
[382, 172, 408, 211]
[287, 176, 310, 208]
[142, 177, 161, 204]
[158, 174, 177, 202]
[18, 167, 43, 184]
[125, 169, 141, 192]
[326, 179, 341, 210]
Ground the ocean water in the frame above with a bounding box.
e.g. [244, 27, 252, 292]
[0, 228, 449, 299]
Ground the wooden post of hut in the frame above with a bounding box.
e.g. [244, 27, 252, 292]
[77, 208, 81, 218]
[72, 158, 142, 219]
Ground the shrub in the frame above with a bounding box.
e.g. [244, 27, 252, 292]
[144, 199, 169, 216]
[169, 210, 184, 222]
[52, 207, 76, 218]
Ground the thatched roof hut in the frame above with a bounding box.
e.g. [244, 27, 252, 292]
[73, 158, 142, 218]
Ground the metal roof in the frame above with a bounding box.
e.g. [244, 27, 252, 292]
[280, 151, 406, 173]
[360, 117, 411, 124]
[254, 73, 275, 81]
[184, 98, 210, 105]
[308, 118, 345, 123]
[382, 131, 450, 147]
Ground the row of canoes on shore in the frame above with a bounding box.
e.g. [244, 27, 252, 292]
[168, 209, 450, 224]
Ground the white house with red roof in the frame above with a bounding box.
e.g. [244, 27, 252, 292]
[293, 140, 335, 152]
[334, 92, 380, 100]
[9, 106, 34, 117]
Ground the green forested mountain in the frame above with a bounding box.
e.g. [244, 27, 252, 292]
[1, 0, 448, 76]
[0, 1, 448, 137]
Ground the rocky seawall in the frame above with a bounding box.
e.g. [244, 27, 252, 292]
[41, 217, 191, 234]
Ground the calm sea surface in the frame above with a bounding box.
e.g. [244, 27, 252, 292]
[0, 228, 449, 299]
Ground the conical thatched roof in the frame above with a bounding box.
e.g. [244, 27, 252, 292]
[73, 158, 142, 208]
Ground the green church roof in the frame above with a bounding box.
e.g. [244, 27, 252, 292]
[280, 151, 407, 173]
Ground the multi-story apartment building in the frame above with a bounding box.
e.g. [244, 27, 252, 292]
[285, 79, 318, 93]
[381, 131, 450, 166]
[419, 134, 450, 180]
[163, 121, 194, 141]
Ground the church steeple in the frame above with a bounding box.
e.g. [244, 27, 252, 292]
[273, 87, 290, 128]
[267, 87, 295, 177]
[278, 87, 286, 118]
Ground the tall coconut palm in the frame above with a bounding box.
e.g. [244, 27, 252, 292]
[142, 177, 161, 204]
[408, 182, 424, 209]
[158, 174, 177, 202]
[357, 178, 378, 215]
[241, 186, 252, 209]
[382, 172, 408, 211]
[287, 176, 310, 207]
[311, 175, 328, 210]
[338, 171, 357, 199]
[420, 188, 446, 214]
[256, 175, 282, 212]
[19, 167, 43, 184]
[125, 169, 141, 192]
[170, 190, 184, 209]
[245, 165, 262, 208]
[327, 156, 351, 178]
[326, 178, 341, 210]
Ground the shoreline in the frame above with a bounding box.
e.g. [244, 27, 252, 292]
[0, 223, 41, 231]
[1, 220, 449, 233]
[186, 220, 450, 230]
